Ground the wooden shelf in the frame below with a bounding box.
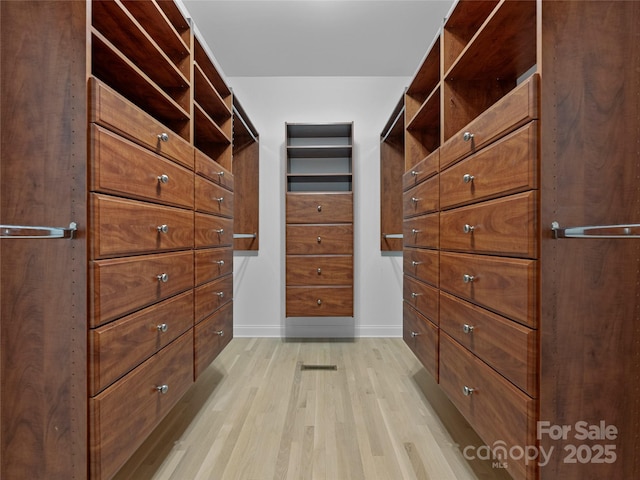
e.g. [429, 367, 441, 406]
[194, 63, 233, 129]
[406, 36, 440, 125]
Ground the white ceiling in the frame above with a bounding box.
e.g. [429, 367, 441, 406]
[179, 0, 454, 77]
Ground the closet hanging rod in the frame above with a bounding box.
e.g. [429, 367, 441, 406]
[1, 222, 77, 239]
[551, 221, 640, 239]
[232, 106, 259, 143]
[233, 233, 257, 239]
[382, 233, 403, 239]
[380, 105, 405, 143]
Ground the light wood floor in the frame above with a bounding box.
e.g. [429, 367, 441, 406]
[114, 338, 510, 480]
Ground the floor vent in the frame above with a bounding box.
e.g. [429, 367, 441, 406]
[300, 364, 337, 371]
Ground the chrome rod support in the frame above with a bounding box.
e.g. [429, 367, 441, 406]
[1, 222, 77, 239]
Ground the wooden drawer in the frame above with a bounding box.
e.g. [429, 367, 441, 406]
[195, 247, 233, 286]
[89, 290, 194, 396]
[194, 301, 233, 378]
[403, 247, 439, 287]
[440, 291, 537, 396]
[440, 74, 539, 171]
[286, 255, 353, 286]
[403, 213, 439, 249]
[286, 224, 353, 255]
[194, 274, 233, 324]
[403, 174, 439, 217]
[90, 251, 194, 327]
[440, 122, 538, 209]
[91, 194, 194, 259]
[89, 331, 194, 480]
[440, 191, 537, 258]
[89, 78, 194, 169]
[439, 333, 536, 480]
[286, 192, 353, 223]
[439, 252, 537, 328]
[194, 213, 234, 248]
[403, 275, 439, 324]
[195, 175, 234, 217]
[286, 286, 353, 317]
[90, 125, 194, 209]
[403, 302, 438, 381]
[195, 148, 234, 191]
[402, 149, 439, 191]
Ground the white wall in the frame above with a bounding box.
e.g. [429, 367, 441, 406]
[229, 76, 409, 338]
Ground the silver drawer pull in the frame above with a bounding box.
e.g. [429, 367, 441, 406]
[411, 261, 422, 266]
[215, 197, 224, 203]
[158, 132, 169, 142]
[463, 224, 475, 234]
[157, 273, 169, 283]
[317, 205, 322, 212]
[317, 268, 322, 274]
[463, 274, 475, 283]
[551, 221, 640, 239]
[410, 292, 421, 298]
[463, 131, 474, 142]
[216, 292, 225, 298]
[0, 222, 77, 239]
[217, 171, 225, 177]
[411, 170, 421, 177]
[157, 224, 169, 234]
[462, 386, 474, 396]
[157, 323, 168, 333]
[463, 324, 474, 334]
[317, 299, 322, 305]
[317, 236, 322, 243]
[411, 197, 420, 204]
[215, 330, 224, 336]
[215, 260, 225, 266]
[157, 174, 169, 184]
[411, 228, 421, 234]
[463, 174, 474, 184]
[214, 228, 224, 234]
[411, 331, 420, 338]
[156, 384, 169, 394]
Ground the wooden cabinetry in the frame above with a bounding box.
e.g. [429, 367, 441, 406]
[0, 2, 258, 479]
[285, 123, 354, 317]
[400, 1, 640, 479]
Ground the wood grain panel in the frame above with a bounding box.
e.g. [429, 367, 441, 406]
[194, 148, 234, 190]
[194, 301, 233, 378]
[233, 140, 259, 250]
[403, 213, 439, 249]
[286, 286, 353, 317]
[194, 213, 233, 248]
[286, 224, 353, 255]
[286, 255, 353, 286]
[403, 174, 439, 217]
[403, 247, 439, 287]
[380, 139, 404, 251]
[286, 192, 353, 224]
[194, 274, 234, 324]
[194, 247, 233, 286]
[403, 303, 439, 382]
[402, 148, 439, 191]
[403, 275, 439, 325]
[194, 175, 234, 217]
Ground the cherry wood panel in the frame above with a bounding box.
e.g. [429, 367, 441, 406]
[90, 251, 194, 327]
[91, 194, 194, 259]
[439, 191, 537, 258]
[286, 192, 353, 224]
[403, 247, 439, 287]
[89, 332, 194, 480]
[194, 148, 234, 190]
[286, 286, 353, 317]
[194, 175, 234, 217]
[90, 125, 194, 209]
[194, 274, 234, 324]
[194, 301, 233, 379]
[380, 122, 404, 251]
[402, 213, 439, 249]
[402, 148, 439, 191]
[233, 139, 260, 250]
[194, 247, 233, 286]
[439, 333, 536, 480]
[403, 174, 439, 217]
[286, 224, 353, 255]
[286, 255, 353, 286]
[439, 291, 537, 396]
[194, 213, 233, 248]
[89, 290, 194, 396]
[440, 121, 538, 210]
[439, 252, 537, 328]
[403, 303, 439, 382]
[89, 78, 193, 169]
[402, 275, 439, 325]
[440, 74, 538, 170]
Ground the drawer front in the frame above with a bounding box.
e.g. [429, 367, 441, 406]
[403, 302, 438, 381]
[195, 247, 233, 286]
[195, 175, 234, 217]
[286, 192, 353, 223]
[440, 74, 539, 170]
[286, 255, 353, 286]
[91, 194, 194, 259]
[403, 213, 439, 249]
[90, 78, 194, 169]
[286, 224, 353, 255]
[403, 174, 439, 217]
[195, 274, 234, 323]
[89, 290, 194, 395]
[194, 301, 233, 378]
[440, 191, 537, 258]
[439, 291, 537, 396]
[402, 149, 439, 190]
[440, 122, 538, 209]
[90, 251, 194, 327]
[90, 125, 194, 209]
[403, 275, 439, 324]
[89, 331, 194, 480]
[439, 333, 536, 480]
[439, 252, 537, 328]
[194, 213, 234, 248]
[286, 286, 353, 317]
[403, 247, 439, 287]
[195, 148, 234, 190]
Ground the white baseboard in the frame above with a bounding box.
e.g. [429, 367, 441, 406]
[233, 324, 402, 338]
